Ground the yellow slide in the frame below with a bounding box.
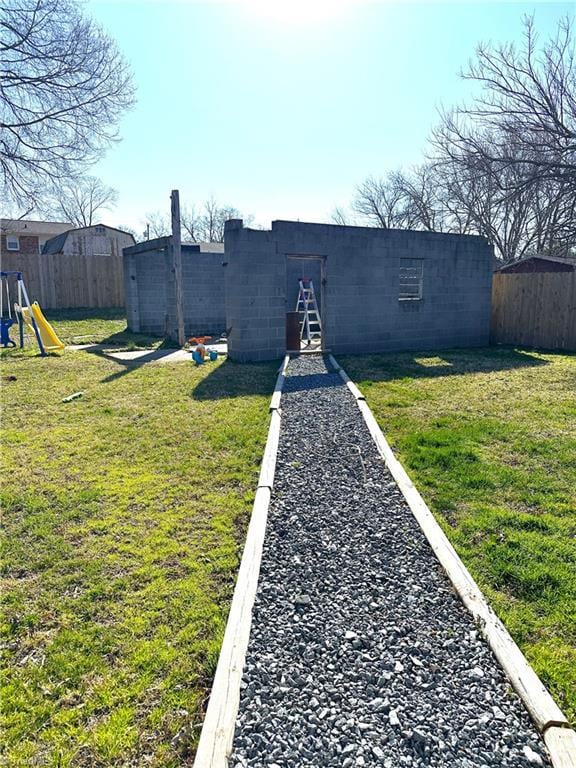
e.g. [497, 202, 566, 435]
[20, 302, 65, 352]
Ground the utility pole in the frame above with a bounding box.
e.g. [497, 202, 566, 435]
[170, 189, 185, 346]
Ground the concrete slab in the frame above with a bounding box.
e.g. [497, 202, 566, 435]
[67, 342, 228, 364]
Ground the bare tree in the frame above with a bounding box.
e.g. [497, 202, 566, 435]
[144, 211, 171, 239]
[330, 205, 353, 226]
[144, 197, 252, 243]
[197, 197, 242, 242]
[432, 114, 576, 261]
[345, 17, 576, 262]
[182, 197, 250, 242]
[347, 15, 576, 258]
[0, 0, 135, 208]
[180, 204, 199, 242]
[528, 176, 576, 256]
[44, 176, 117, 226]
[393, 165, 447, 232]
[115, 223, 137, 239]
[352, 169, 446, 232]
[433, 16, 576, 195]
[352, 174, 410, 228]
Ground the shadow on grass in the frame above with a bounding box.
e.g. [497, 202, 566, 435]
[46, 307, 126, 323]
[340, 346, 548, 383]
[98, 329, 175, 348]
[82, 339, 181, 383]
[191, 358, 279, 401]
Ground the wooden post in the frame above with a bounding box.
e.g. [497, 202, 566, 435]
[170, 189, 185, 346]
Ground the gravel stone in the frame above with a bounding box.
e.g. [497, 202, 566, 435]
[229, 355, 551, 767]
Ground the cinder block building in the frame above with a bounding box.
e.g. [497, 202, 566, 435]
[123, 219, 493, 359]
[123, 238, 226, 337]
[224, 220, 493, 361]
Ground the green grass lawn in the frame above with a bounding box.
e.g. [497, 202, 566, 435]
[1, 321, 277, 767]
[17, 307, 169, 349]
[342, 347, 576, 724]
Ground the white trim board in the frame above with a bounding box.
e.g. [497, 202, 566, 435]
[331, 355, 575, 768]
[270, 354, 290, 412]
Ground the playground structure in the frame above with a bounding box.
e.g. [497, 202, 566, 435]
[0, 271, 64, 355]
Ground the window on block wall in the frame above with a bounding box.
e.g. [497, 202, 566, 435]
[7, 235, 19, 251]
[399, 258, 424, 300]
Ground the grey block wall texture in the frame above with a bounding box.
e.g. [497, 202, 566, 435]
[224, 222, 287, 362]
[224, 220, 493, 362]
[123, 238, 226, 337]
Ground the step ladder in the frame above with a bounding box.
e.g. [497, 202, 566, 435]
[295, 278, 322, 345]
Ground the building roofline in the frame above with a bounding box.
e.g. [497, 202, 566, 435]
[124, 238, 224, 256]
[1, 218, 72, 225]
[42, 224, 136, 254]
[268, 219, 491, 242]
[497, 253, 576, 272]
[60, 223, 136, 240]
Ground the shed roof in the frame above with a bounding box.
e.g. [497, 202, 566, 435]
[42, 224, 136, 254]
[497, 254, 576, 274]
[42, 231, 69, 254]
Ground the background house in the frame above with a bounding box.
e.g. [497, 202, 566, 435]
[1, 218, 72, 257]
[1, 222, 135, 309]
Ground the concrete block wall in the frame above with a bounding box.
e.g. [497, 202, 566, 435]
[224, 220, 286, 362]
[225, 220, 493, 361]
[182, 251, 226, 335]
[123, 238, 226, 338]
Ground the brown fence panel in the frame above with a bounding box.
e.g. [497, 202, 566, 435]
[0, 250, 124, 309]
[491, 272, 576, 351]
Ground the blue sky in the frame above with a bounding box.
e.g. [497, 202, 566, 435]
[87, 0, 574, 236]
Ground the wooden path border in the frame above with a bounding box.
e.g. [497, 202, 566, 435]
[193, 355, 289, 768]
[329, 354, 575, 768]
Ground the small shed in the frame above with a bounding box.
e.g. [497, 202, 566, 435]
[42, 224, 135, 259]
[491, 255, 576, 350]
[497, 255, 576, 274]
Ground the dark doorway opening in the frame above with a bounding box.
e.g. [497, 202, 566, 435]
[286, 255, 325, 352]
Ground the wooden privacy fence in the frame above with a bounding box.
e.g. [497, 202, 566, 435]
[491, 271, 576, 351]
[1, 250, 124, 309]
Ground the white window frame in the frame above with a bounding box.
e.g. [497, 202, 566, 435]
[399, 258, 424, 300]
[6, 235, 19, 251]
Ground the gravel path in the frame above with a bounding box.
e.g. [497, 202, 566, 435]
[229, 355, 550, 768]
